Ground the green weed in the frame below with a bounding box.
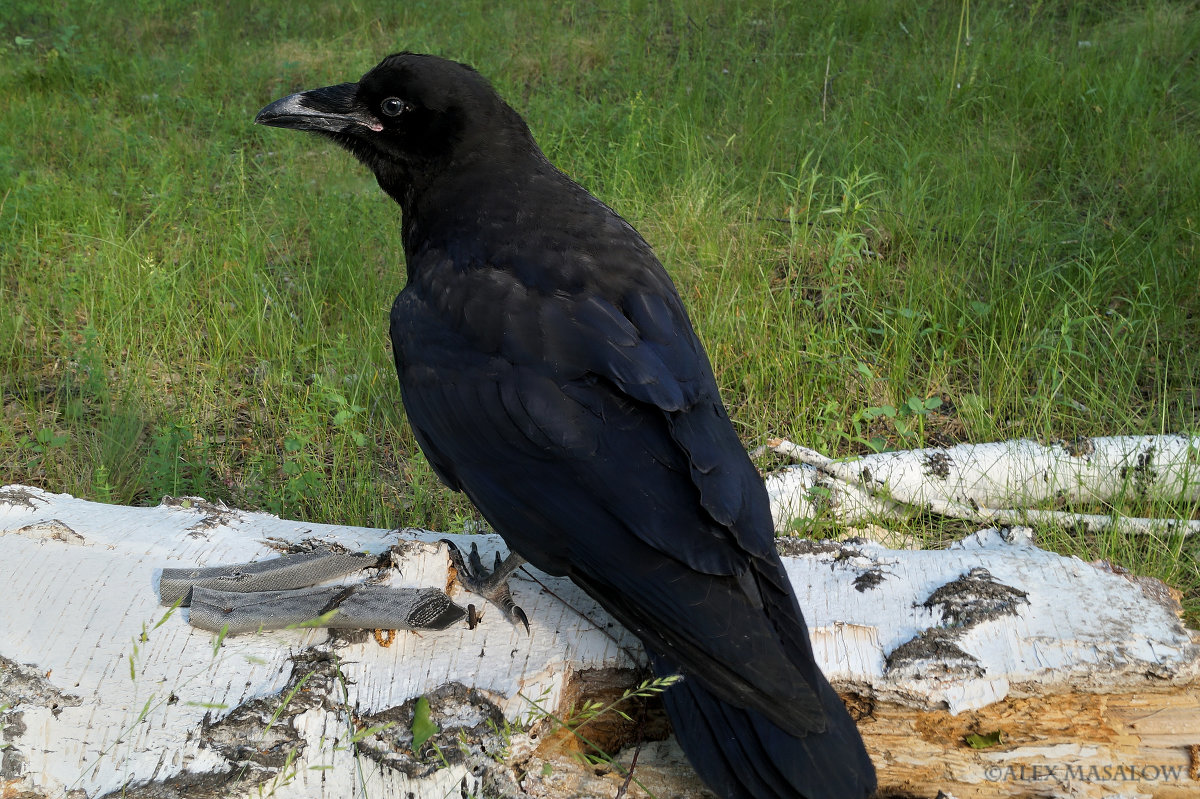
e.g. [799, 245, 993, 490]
[520, 674, 682, 798]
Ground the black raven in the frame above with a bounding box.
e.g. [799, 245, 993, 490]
[256, 53, 876, 799]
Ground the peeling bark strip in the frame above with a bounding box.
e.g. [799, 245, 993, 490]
[763, 434, 1200, 536]
[159, 547, 385, 605]
[187, 584, 466, 633]
[2, 486, 1199, 798]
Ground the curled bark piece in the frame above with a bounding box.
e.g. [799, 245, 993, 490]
[187, 584, 466, 634]
[159, 548, 384, 606]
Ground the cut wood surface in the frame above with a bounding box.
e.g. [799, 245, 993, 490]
[1, 485, 1198, 798]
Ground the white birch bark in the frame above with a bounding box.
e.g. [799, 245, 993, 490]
[1, 485, 1197, 799]
[763, 434, 1200, 536]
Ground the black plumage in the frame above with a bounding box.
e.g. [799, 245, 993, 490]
[256, 52, 876, 799]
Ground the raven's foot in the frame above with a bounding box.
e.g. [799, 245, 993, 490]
[442, 540, 530, 632]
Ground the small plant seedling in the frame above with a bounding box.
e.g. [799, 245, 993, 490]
[411, 695, 439, 752]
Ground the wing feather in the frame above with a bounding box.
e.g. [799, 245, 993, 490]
[392, 282, 828, 732]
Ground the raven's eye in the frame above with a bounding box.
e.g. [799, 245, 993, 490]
[380, 97, 407, 117]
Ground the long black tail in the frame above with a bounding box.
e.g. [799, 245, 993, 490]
[651, 653, 877, 799]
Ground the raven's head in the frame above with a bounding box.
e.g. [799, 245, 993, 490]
[255, 53, 534, 203]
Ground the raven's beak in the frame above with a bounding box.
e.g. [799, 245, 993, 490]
[255, 82, 383, 134]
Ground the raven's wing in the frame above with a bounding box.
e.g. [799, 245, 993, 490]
[390, 250, 829, 734]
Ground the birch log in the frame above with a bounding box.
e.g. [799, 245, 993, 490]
[763, 434, 1200, 536]
[1, 485, 1198, 799]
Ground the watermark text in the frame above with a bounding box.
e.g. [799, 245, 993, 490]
[983, 763, 1189, 783]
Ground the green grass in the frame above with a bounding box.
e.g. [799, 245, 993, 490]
[1, 1, 1197, 619]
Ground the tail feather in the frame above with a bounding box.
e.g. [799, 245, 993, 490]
[654, 655, 876, 799]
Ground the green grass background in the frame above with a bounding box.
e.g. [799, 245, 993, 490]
[1, 1, 1197, 619]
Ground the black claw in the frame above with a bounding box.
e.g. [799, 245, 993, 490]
[441, 539, 530, 632]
